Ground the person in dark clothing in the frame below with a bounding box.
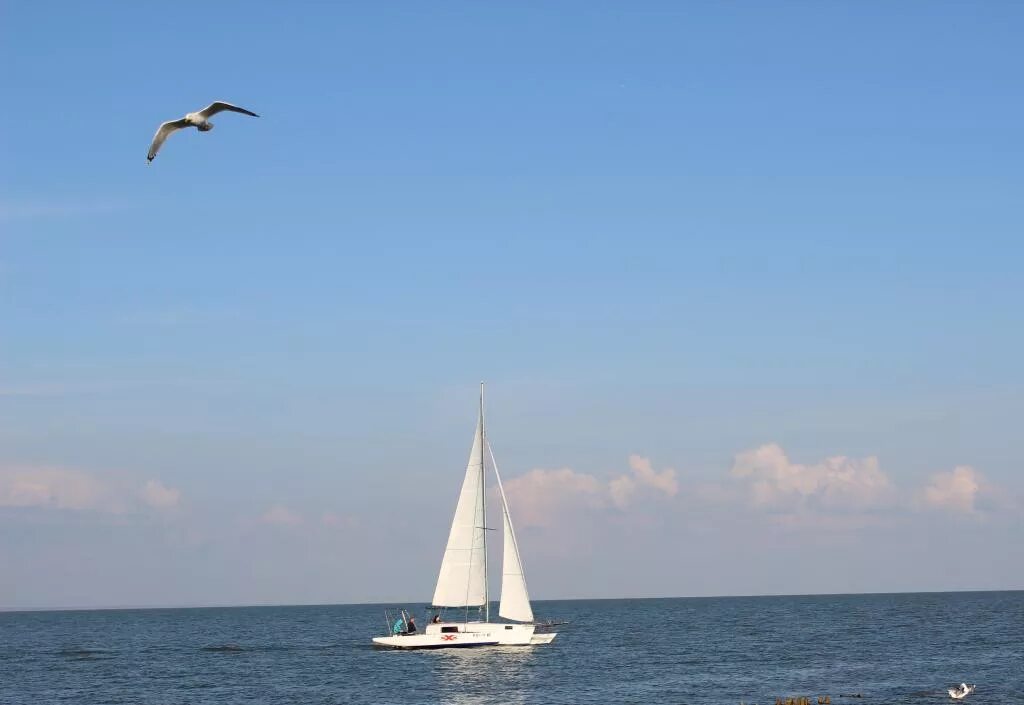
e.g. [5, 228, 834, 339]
[431, 614, 441, 624]
[405, 615, 417, 634]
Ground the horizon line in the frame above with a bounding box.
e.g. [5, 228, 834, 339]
[3, 586, 1021, 615]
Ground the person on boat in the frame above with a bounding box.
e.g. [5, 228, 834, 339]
[392, 616, 405, 635]
[431, 614, 441, 624]
[405, 614, 417, 634]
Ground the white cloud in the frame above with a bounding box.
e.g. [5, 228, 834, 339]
[0, 466, 108, 511]
[922, 466, 982, 514]
[0, 465, 182, 514]
[260, 505, 304, 526]
[608, 475, 635, 509]
[627, 455, 678, 497]
[0, 466, 182, 515]
[731, 443, 892, 511]
[607, 456, 678, 509]
[503, 468, 606, 528]
[503, 455, 680, 523]
[141, 480, 181, 509]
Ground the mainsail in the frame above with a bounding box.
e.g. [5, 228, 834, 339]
[491, 443, 534, 623]
[431, 411, 487, 608]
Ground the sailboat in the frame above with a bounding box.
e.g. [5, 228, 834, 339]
[372, 384, 557, 649]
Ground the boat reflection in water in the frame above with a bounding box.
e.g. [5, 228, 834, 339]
[431, 645, 537, 705]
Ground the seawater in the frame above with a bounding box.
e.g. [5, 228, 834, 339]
[1, 591, 1021, 704]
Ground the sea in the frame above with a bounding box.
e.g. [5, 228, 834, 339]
[1, 591, 1021, 705]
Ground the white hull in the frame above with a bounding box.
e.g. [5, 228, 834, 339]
[372, 621, 556, 649]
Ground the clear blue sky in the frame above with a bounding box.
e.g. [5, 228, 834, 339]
[1, 1, 1022, 609]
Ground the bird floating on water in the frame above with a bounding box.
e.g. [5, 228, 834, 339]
[948, 683, 974, 700]
[147, 101, 259, 162]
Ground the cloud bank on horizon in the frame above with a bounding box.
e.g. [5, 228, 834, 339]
[503, 444, 1005, 531]
[0, 466, 180, 515]
[1, 440, 1017, 610]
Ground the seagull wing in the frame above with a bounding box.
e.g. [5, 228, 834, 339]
[197, 101, 259, 119]
[147, 118, 191, 162]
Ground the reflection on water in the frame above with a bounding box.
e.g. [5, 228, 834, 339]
[433, 647, 536, 705]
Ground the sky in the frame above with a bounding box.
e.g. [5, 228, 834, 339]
[1, 1, 1022, 610]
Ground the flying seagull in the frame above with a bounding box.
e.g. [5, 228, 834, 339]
[147, 101, 259, 162]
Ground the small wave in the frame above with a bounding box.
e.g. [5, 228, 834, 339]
[58, 648, 111, 659]
[201, 644, 245, 652]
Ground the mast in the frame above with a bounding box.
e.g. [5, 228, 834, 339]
[480, 381, 489, 622]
